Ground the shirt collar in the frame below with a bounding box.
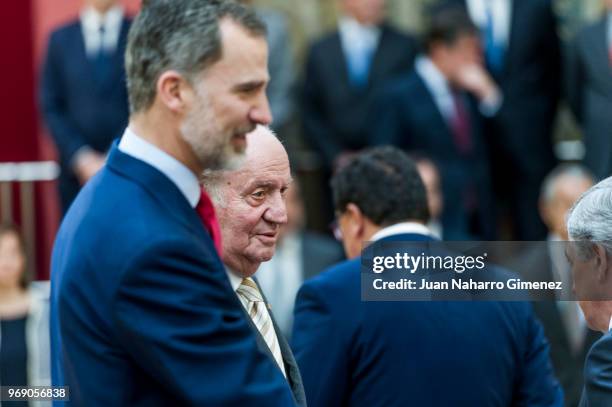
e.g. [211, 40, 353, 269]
[338, 16, 381, 50]
[225, 267, 244, 292]
[416, 55, 451, 97]
[80, 4, 123, 31]
[118, 128, 201, 208]
[370, 222, 434, 242]
[609, 314, 612, 332]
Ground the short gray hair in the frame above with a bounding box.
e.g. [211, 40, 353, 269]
[567, 176, 612, 259]
[125, 0, 266, 113]
[541, 163, 594, 203]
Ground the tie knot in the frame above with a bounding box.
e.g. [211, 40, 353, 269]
[236, 278, 264, 303]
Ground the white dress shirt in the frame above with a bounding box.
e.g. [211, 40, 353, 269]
[465, 0, 512, 48]
[370, 222, 434, 242]
[80, 5, 124, 57]
[415, 56, 457, 122]
[338, 16, 381, 69]
[118, 128, 200, 207]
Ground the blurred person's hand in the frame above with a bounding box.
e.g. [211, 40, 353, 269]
[454, 64, 500, 103]
[74, 150, 106, 185]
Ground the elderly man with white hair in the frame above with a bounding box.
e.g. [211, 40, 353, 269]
[566, 176, 612, 406]
[202, 125, 306, 406]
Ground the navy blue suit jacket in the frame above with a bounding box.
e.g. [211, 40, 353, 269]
[373, 73, 496, 240]
[50, 146, 297, 406]
[292, 232, 563, 407]
[580, 331, 612, 406]
[40, 18, 131, 210]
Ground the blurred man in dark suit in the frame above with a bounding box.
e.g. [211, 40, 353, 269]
[292, 146, 563, 407]
[442, 0, 561, 239]
[302, 0, 418, 226]
[40, 0, 131, 213]
[566, 176, 612, 407]
[567, 0, 612, 181]
[523, 164, 599, 407]
[374, 8, 498, 239]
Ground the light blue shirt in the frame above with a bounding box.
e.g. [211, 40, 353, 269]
[118, 128, 200, 208]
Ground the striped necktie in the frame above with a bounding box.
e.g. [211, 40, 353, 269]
[236, 278, 287, 377]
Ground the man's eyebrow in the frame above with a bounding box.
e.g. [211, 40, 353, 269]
[232, 80, 267, 92]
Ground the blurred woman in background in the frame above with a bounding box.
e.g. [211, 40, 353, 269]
[0, 224, 50, 406]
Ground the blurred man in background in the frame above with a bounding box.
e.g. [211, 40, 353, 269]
[302, 0, 418, 227]
[202, 126, 306, 406]
[522, 164, 599, 407]
[442, 0, 561, 240]
[374, 7, 498, 239]
[40, 0, 131, 213]
[414, 155, 444, 238]
[292, 146, 563, 407]
[567, 0, 612, 181]
[566, 176, 612, 406]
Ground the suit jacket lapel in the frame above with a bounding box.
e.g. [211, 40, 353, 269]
[592, 18, 612, 78]
[330, 32, 353, 94]
[106, 18, 131, 85]
[369, 25, 393, 85]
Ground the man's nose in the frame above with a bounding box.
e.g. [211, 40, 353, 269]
[264, 193, 287, 225]
[249, 93, 272, 126]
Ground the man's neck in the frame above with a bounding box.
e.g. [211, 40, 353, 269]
[129, 113, 203, 176]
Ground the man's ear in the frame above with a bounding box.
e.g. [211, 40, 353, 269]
[156, 70, 192, 113]
[594, 244, 610, 284]
[345, 203, 364, 240]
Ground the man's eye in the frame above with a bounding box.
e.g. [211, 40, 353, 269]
[251, 190, 265, 199]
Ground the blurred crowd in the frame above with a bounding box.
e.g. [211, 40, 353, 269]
[1, 0, 612, 405]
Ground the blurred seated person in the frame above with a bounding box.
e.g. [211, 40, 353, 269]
[256, 181, 344, 337]
[373, 6, 499, 239]
[524, 164, 599, 407]
[0, 224, 51, 407]
[413, 154, 444, 238]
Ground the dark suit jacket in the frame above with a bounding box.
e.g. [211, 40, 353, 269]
[580, 332, 612, 407]
[567, 16, 612, 180]
[301, 231, 345, 281]
[445, 0, 560, 176]
[517, 245, 601, 407]
[302, 24, 417, 167]
[40, 18, 131, 210]
[373, 71, 496, 240]
[50, 145, 299, 406]
[292, 232, 563, 407]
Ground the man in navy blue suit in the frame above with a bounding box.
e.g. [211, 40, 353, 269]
[566, 176, 612, 406]
[292, 146, 563, 406]
[373, 7, 499, 240]
[41, 0, 131, 213]
[50, 1, 299, 405]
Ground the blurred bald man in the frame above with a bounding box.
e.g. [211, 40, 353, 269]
[202, 125, 306, 406]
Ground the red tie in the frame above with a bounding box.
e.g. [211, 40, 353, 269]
[195, 187, 223, 255]
[450, 90, 472, 155]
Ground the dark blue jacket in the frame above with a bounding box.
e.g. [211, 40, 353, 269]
[50, 145, 297, 406]
[580, 331, 612, 406]
[292, 232, 563, 407]
[40, 19, 131, 210]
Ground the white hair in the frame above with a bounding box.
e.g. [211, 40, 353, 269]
[567, 176, 612, 259]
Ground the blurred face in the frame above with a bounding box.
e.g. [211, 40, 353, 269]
[439, 35, 482, 83]
[216, 128, 292, 276]
[417, 161, 443, 220]
[341, 0, 386, 25]
[541, 176, 592, 240]
[566, 243, 612, 332]
[181, 19, 271, 171]
[0, 232, 25, 290]
[86, 0, 118, 14]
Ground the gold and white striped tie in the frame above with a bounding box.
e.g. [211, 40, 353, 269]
[236, 277, 287, 377]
